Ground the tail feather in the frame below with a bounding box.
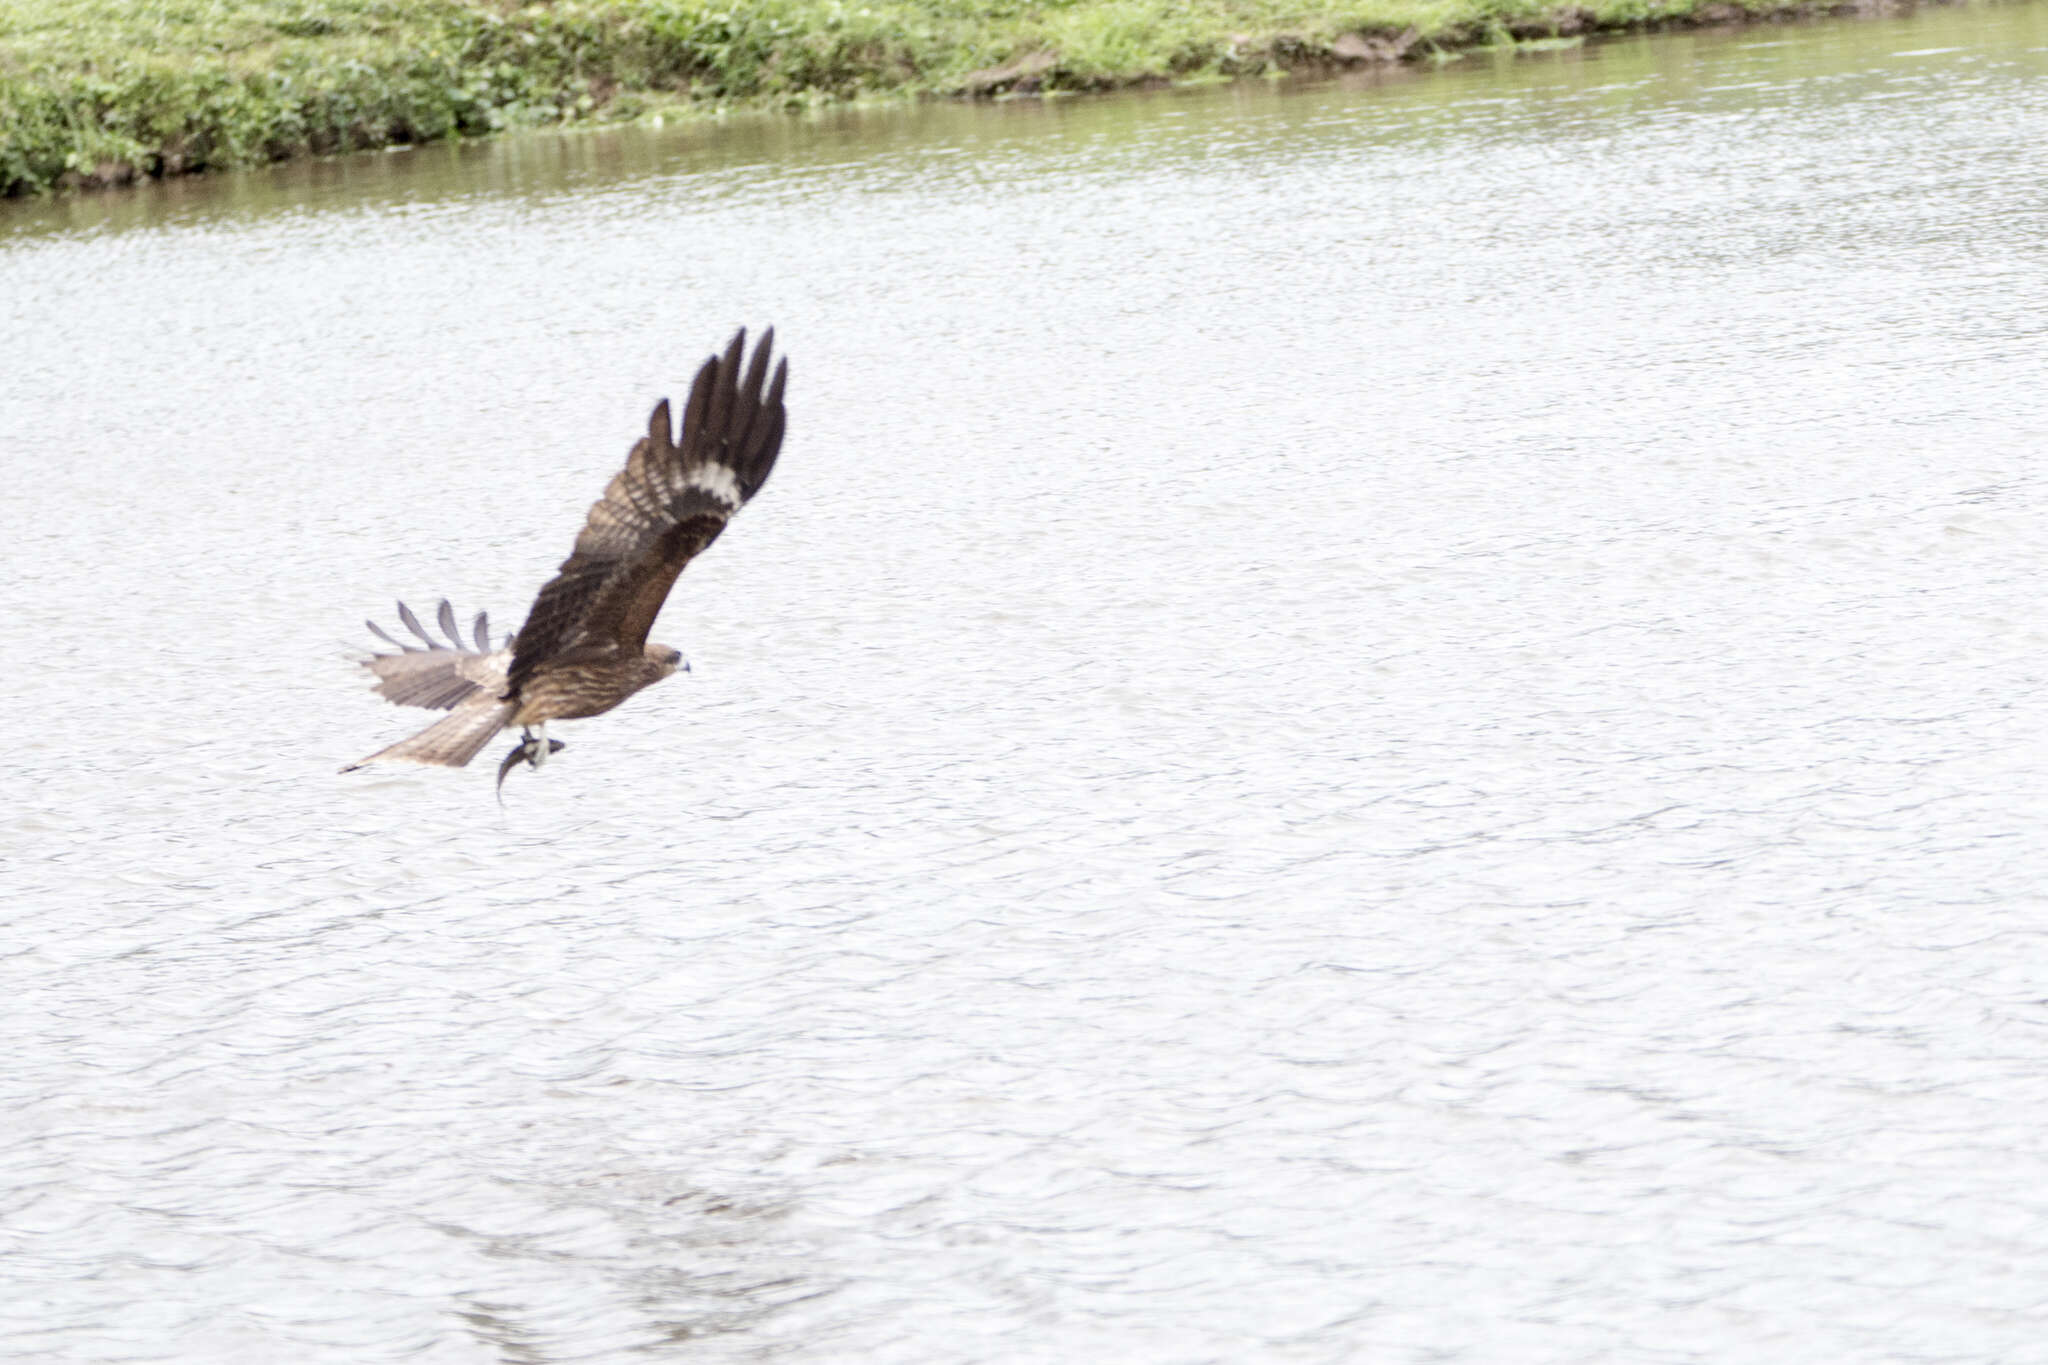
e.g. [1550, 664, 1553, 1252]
[343, 699, 514, 772]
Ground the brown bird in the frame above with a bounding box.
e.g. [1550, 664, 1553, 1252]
[343, 328, 788, 794]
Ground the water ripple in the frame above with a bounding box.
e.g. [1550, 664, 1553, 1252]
[7, 4, 2048, 1360]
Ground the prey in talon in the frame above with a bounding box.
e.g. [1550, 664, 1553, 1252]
[496, 728, 568, 803]
[340, 327, 789, 790]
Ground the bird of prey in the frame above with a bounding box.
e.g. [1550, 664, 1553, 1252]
[343, 328, 787, 795]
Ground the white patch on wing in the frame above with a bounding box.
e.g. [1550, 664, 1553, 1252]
[689, 464, 743, 510]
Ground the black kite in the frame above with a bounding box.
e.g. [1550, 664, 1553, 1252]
[344, 328, 788, 793]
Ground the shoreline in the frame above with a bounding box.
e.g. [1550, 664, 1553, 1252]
[1, 0, 1937, 198]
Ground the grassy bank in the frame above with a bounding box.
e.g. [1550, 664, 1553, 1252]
[2, 0, 1905, 195]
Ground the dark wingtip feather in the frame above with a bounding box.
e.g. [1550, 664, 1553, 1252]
[681, 353, 717, 443]
[738, 353, 789, 499]
[368, 601, 501, 657]
[367, 619, 409, 651]
[704, 330, 745, 445]
[647, 397, 673, 454]
[397, 600, 435, 649]
[735, 329, 774, 441]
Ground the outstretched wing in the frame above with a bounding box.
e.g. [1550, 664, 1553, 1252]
[360, 598, 513, 710]
[506, 327, 787, 695]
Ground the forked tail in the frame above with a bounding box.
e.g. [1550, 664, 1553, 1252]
[341, 699, 514, 772]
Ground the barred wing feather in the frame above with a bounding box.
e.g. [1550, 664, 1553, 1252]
[361, 598, 512, 711]
[507, 328, 786, 695]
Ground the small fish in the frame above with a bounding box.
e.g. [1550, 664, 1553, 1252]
[496, 736, 567, 805]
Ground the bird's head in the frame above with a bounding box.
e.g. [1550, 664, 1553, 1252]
[648, 643, 689, 678]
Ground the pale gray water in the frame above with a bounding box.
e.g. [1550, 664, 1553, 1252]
[5, 5, 2048, 1360]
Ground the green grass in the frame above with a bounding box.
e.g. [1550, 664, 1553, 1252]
[0, 0, 1885, 194]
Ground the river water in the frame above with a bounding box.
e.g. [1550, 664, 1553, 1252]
[6, 4, 2048, 1360]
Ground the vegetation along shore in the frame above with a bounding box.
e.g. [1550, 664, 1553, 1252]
[2, 0, 1925, 195]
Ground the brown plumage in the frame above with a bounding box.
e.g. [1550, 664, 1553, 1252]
[343, 328, 788, 785]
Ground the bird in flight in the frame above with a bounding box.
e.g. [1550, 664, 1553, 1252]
[344, 328, 788, 797]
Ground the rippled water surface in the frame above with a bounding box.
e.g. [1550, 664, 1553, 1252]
[7, 5, 2048, 1359]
